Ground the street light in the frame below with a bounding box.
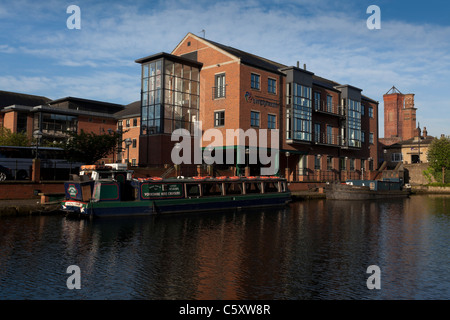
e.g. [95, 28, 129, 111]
[33, 130, 43, 159]
[125, 138, 132, 165]
[285, 151, 290, 181]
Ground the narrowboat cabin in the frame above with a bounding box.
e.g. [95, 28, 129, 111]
[325, 178, 411, 200]
[61, 166, 291, 218]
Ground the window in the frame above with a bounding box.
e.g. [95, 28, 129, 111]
[268, 114, 276, 129]
[327, 125, 333, 144]
[214, 111, 225, 127]
[268, 78, 276, 94]
[314, 92, 321, 111]
[132, 159, 137, 167]
[361, 131, 365, 144]
[251, 73, 260, 90]
[286, 83, 312, 141]
[327, 156, 333, 170]
[391, 153, 402, 162]
[214, 73, 226, 98]
[347, 99, 361, 147]
[126, 119, 130, 127]
[132, 139, 137, 148]
[327, 95, 333, 113]
[340, 157, 347, 170]
[350, 158, 355, 171]
[251, 111, 260, 127]
[315, 155, 321, 170]
[369, 106, 374, 118]
[314, 123, 321, 143]
[361, 104, 365, 116]
[369, 132, 374, 144]
[133, 118, 138, 127]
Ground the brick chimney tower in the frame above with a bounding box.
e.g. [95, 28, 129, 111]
[402, 93, 417, 140]
[383, 86, 404, 138]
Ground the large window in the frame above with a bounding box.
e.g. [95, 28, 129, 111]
[286, 83, 312, 141]
[214, 73, 226, 98]
[141, 59, 200, 135]
[314, 92, 320, 111]
[327, 95, 333, 113]
[347, 99, 361, 147]
[39, 113, 77, 135]
[251, 73, 260, 90]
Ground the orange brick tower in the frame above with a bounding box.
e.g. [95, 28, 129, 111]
[383, 86, 416, 140]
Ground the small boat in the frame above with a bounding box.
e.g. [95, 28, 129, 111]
[325, 179, 411, 200]
[61, 165, 291, 218]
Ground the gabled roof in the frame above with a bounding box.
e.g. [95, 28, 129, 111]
[115, 101, 140, 119]
[0, 90, 51, 109]
[176, 32, 287, 74]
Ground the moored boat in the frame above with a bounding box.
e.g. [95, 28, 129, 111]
[325, 179, 411, 200]
[61, 165, 291, 218]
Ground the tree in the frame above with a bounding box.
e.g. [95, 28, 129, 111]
[427, 135, 450, 183]
[63, 130, 123, 165]
[0, 127, 30, 146]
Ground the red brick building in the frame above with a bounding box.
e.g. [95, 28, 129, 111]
[135, 33, 379, 180]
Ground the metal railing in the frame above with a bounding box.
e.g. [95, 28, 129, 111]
[313, 102, 345, 116]
[292, 168, 364, 182]
[313, 133, 345, 146]
[0, 158, 80, 181]
[212, 86, 226, 99]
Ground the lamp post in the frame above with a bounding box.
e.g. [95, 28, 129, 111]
[124, 138, 132, 166]
[32, 130, 43, 182]
[33, 130, 43, 159]
[285, 151, 290, 181]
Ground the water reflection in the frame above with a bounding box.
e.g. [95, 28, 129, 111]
[0, 195, 449, 299]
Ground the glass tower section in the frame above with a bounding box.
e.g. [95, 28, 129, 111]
[140, 57, 200, 135]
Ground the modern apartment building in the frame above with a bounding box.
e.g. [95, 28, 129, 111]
[135, 33, 379, 181]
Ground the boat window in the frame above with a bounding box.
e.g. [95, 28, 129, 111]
[245, 181, 262, 194]
[224, 182, 242, 195]
[202, 183, 222, 196]
[186, 184, 200, 197]
[263, 182, 279, 193]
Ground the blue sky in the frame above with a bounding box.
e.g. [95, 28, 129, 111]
[0, 0, 449, 137]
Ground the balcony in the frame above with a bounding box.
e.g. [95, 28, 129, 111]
[212, 86, 226, 99]
[313, 132, 345, 147]
[313, 101, 345, 117]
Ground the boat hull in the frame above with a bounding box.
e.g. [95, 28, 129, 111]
[62, 192, 291, 218]
[325, 183, 410, 200]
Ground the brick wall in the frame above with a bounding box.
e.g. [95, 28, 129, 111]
[0, 182, 64, 200]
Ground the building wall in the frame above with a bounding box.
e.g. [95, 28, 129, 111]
[2, 111, 17, 132]
[120, 116, 140, 166]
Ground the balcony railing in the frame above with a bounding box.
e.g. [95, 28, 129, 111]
[313, 101, 345, 117]
[293, 168, 364, 182]
[313, 133, 345, 146]
[212, 86, 226, 99]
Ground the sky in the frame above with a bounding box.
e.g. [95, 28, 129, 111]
[0, 0, 449, 138]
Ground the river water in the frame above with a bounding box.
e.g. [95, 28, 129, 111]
[0, 195, 449, 300]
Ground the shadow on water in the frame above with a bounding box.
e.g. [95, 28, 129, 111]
[0, 195, 449, 299]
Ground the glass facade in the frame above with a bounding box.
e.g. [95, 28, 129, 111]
[347, 98, 361, 147]
[141, 58, 200, 135]
[286, 83, 312, 141]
